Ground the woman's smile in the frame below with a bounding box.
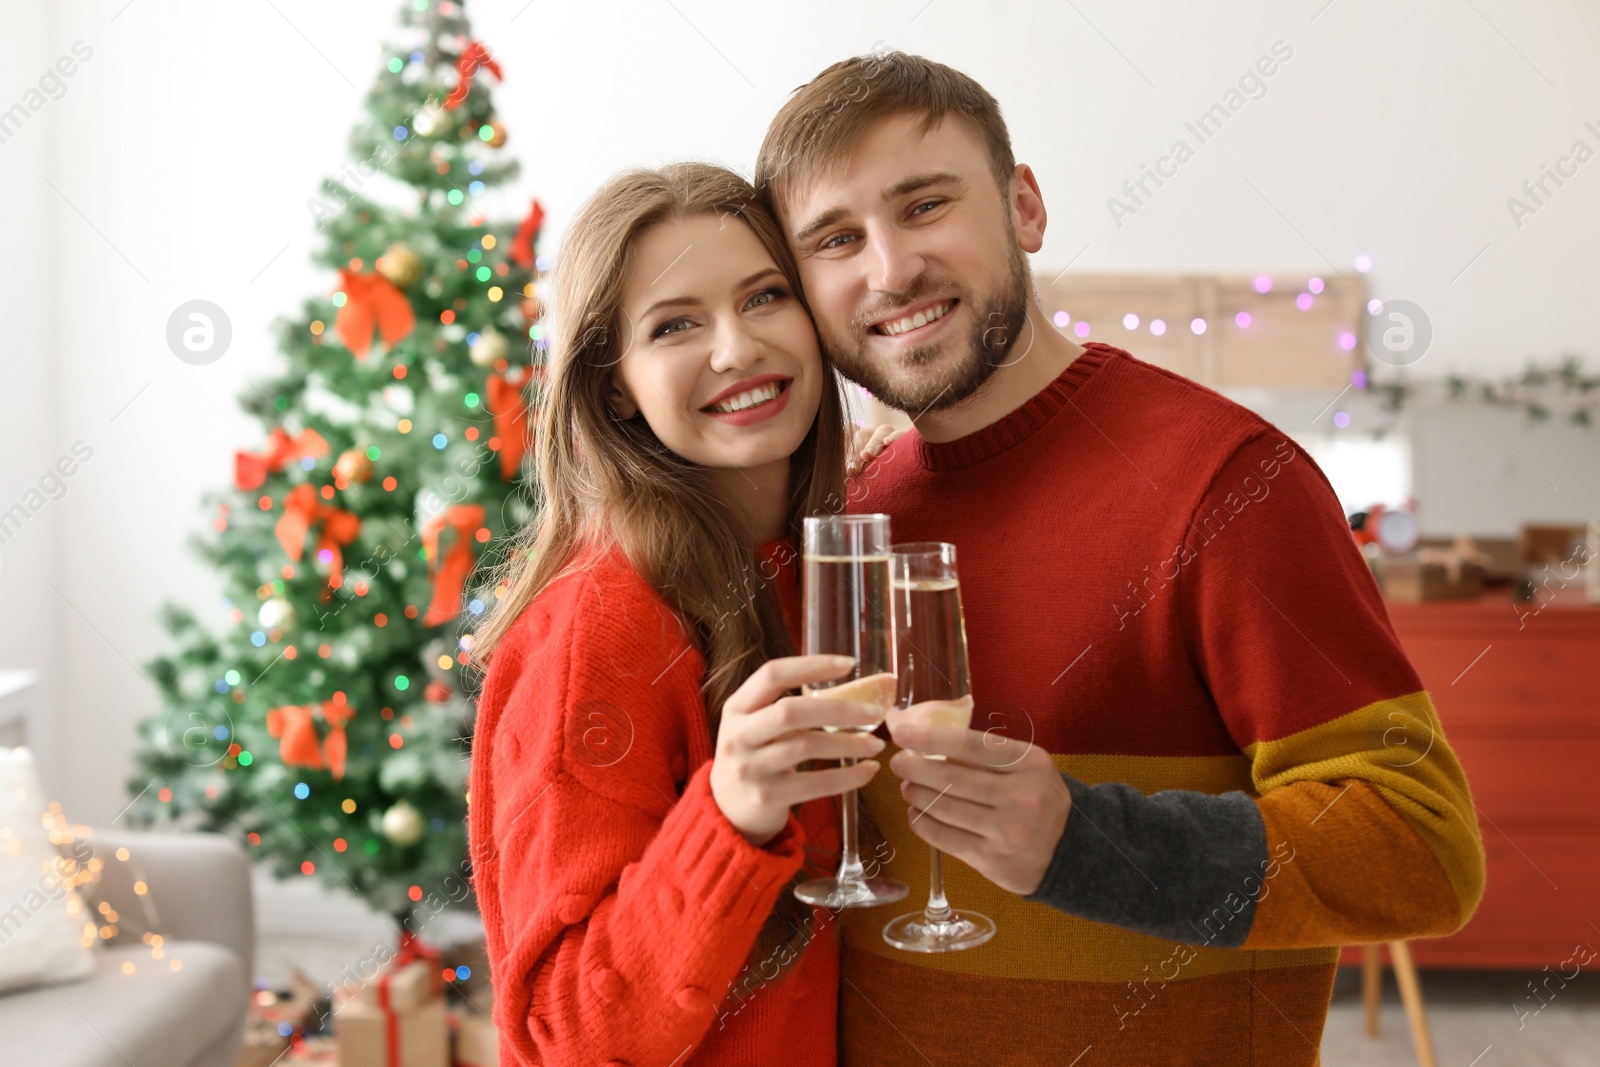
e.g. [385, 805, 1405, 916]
[700, 377, 794, 426]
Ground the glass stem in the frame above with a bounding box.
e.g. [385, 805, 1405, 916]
[924, 845, 952, 923]
[836, 757, 866, 885]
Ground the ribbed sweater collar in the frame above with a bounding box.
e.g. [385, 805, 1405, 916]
[912, 342, 1117, 471]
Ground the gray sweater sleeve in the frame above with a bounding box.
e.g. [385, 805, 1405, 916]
[1022, 774, 1270, 948]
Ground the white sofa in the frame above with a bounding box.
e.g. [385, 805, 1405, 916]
[0, 830, 253, 1067]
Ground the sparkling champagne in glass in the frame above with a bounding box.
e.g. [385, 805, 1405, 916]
[882, 542, 997, 952]
[793, 514, 908, 909]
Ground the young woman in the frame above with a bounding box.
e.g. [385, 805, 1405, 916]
[466, 163, 894, 1067]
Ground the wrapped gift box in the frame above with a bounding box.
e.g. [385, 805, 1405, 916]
[335, 996, 448, 1067]
[334, 934, 450, 1067]
[451, 1004, 499, 1067]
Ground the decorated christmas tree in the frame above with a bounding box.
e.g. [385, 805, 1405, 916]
[126, 0, 547, 928]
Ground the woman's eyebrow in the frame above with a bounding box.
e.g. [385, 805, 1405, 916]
[639, 294, 699, 319]
[733, 267, 785, 292]
[638, 268, 784, 319]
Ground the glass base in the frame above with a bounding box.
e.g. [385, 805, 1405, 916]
[882, 909, 997, 952]
[793, 876, 908, 910]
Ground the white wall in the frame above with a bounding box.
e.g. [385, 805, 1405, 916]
[0, 0, 62, 791]
[2, 0, 1598, 843]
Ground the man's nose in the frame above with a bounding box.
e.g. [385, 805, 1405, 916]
[865, 223, 929, 296]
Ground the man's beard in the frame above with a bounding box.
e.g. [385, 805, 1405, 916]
[818, 242, 1032, 416]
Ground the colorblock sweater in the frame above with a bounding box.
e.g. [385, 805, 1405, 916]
[840, 342, 1486, 1066]
[468, 538, 841, 1067]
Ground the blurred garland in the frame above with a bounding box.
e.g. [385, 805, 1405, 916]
[1365, 353, 1600, 435]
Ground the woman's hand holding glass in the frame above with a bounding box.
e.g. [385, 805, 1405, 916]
[710, 655, 886, 848]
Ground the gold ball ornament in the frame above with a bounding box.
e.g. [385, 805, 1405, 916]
[381, 800, 425, 847]
[376, 243, 422, 288]
[412, 101, 447, 137]
[485, 120, 507, 148]
[334, 448, 375, 484]
[469, 327, 510, 367]
[258, 596, 296, 631]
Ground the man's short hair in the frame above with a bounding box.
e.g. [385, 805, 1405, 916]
[755, 51, 1016, 228]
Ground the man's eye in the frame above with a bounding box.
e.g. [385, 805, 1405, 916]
[909, 199, 944, 217]
[651, 318, 692, 339]
[819, 232, 856, 251]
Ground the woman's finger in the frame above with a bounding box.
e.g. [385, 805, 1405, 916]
[847, 423, 895, 472]
[746, 728, 884, 774]
[866, 423, 896, 454]
[738, 695, 885, 748]
[767, 760, 882, 807]
[722, 655, 855, 718]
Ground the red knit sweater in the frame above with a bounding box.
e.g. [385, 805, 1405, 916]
[468, 538, 840, 1067]
[836, 342, 1483, 1065]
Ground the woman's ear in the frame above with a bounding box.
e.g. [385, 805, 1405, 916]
[605, 377, 639, 420]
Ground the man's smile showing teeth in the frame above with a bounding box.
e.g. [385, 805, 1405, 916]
[874, 300, 955, 337]
[706, 380, 787, 413]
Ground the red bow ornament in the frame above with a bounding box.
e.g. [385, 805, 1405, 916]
[275, 484, 362, 588]
[485, 370, 532, 480]
[510, 198, 545, 269]
[235, 427, 330, 491]
[443, 41, 502, 110]
[421, 505, 486, 626]
[265, 704, 323, 773]
[334, 270, 415, 360]
[265, 697, 355, 779]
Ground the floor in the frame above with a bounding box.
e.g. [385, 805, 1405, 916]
[1320, 966, 1600, 1067]
[258, 936, 1600, 1064]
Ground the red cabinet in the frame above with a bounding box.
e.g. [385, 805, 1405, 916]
[1352, 586, 1600, 967]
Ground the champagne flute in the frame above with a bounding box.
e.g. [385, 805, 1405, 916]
[793, 514, 908, 910]
[882, 542, 997, 952]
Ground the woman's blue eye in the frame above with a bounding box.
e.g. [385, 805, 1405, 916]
[746, 287, 786, 309]
[651, 318, 692, 339]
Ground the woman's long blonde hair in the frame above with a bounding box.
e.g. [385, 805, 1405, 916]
[471, 162, 850, 976]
